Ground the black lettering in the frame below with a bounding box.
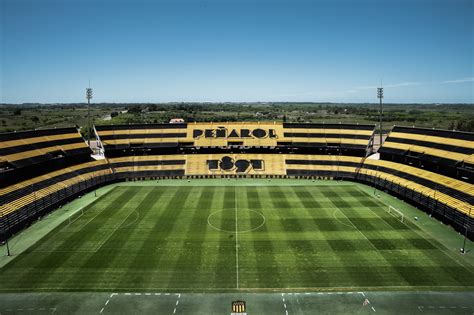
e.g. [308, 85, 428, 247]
[216, 127, 226, 138]
[228, 129, 240, 138]
[219, 156, 234, 170]
[269, 129, 277, 138]
[235, 160, 250, 173]
[252, 128, 266, 138]
[193, 129, 203, 139]
[241, 129, 250, 138]
[205, 129, 215, 138]
[207, 160, 219, 170]
[250, 160, 264, 170]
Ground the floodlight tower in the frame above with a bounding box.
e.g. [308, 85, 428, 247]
[377, 87, 384, 146]
[86, 87, 93, 146]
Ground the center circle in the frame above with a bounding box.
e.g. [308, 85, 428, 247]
[207, 209, 266, 233]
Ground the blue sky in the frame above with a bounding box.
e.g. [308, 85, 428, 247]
[1, 0, 473, 103]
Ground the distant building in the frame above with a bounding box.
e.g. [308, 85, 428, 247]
[169, 118, 185, 123]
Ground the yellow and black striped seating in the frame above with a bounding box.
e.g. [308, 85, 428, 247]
[380, 126, 474, 167]
[0, 127, 90, 168]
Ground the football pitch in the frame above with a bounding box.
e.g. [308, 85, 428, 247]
[1, 182, 472, 293]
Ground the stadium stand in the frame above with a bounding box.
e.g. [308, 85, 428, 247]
[0, 127, 91, 168]
[107, 155, 186, 179]
[379, 126, 474, 182]
[0, 128, 114, 238]
[95, 123, 188, 154]
[281, 123, 374, 156]
[95, 122, 375, 157]
[1, 122, 472, 241]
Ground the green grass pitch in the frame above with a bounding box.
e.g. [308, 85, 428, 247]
[0, 184, 473, 292]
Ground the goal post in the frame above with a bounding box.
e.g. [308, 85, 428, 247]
[387, 205, 404, 223]
[68, 208, 85, 225]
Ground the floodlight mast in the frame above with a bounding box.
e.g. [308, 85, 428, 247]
[86, 87, 93, 146]
[377, 87, 384, 146]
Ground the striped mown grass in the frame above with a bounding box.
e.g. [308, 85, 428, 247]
[0, 184, 472, 292]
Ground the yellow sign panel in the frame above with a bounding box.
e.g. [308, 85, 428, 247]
[187, 122, 283, 147]
[232, 300, 246, 313]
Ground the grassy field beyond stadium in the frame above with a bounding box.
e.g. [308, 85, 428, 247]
[0, 183, 473, 292]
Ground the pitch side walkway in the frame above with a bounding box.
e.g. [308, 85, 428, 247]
[0, 291, 473, 314]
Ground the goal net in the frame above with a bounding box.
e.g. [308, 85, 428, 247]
[387, 205, 404, 222]
[68, 208, 85, 225]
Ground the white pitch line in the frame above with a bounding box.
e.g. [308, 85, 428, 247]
[235, 189, 239, 289]
[99, 307, 104, 314]
[105, 300, 109, 305]
[172, 293, 181, 315]
[371, 306, 376, 312]
[281, 293, 289, 315]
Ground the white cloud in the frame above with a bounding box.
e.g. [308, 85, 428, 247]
[271, 77, 473, 100]
[384, 81, 423, 88]
[346, 77, 472, 95]
[441, 77, 474, 84]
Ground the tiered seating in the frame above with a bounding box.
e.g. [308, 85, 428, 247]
[0, 127, 90, 168]
[107, 155, 186, 178]
[280, 154, 473, 220]
[380, 126, 474, 181]
[0, 128, 113, 237]
[95, 122, 376, 157]
[95, 124, 188, 153]
[360, 159, 473, 217]
[285, 154, 363, 178]
[281, 123, 375, 156]
[0, 160, 113, 233]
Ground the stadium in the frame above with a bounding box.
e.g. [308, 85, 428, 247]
[0, 121, 473, 314]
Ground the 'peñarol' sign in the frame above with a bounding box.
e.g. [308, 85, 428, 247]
[193, 127, 277, 139]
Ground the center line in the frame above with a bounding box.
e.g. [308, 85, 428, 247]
[235, 188, 239, 289]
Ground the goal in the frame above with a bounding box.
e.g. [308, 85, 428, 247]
[68, 208, 85, 225]
[386, 205, 404, 223]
